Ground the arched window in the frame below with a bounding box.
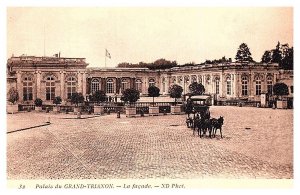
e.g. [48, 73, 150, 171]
[67, 76, 77, 99]
[46, 76, 55, 100]
[91, 78, 100, 94]
[191, 75, 197, 83]
[241, 76, 248, 96]
[23, 76, 33, 101]
[267, 76, 273, 95]
[135, 79, 142, 92]
[226, 77, 231, 95]
[121, 78, 130, 92]
[149, 78, 155, 87]
[106, 78, 114, 94]
[198, 75, 202, 84]
[177, 76, 182, 85]
[255, 77, 262, 95]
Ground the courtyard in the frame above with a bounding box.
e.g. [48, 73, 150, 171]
[7, 106, 293, 179]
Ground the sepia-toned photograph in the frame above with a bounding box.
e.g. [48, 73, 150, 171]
[5, 5, 294, 189]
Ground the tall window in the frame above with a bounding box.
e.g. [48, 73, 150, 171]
[121, 78, 130, 92]
[178, 76, 182, 85]
[106, 78, 114, 94]
[149, 78, 155, 87]
[255, 78, 262, 95]
[226, 77, 231, 95]
[241, 76, 248, 96]
[215, 79, 220, 94]
[46, 76, 55, 100]
[198, 75, 202, 84]
[91, 78, 100, 94]
[23, 76, 33, 101]
[191, 75, 197, 83]
[67, 76, 77, 99]
[267, 76, 273, 95]
[135, 79, 142, 92]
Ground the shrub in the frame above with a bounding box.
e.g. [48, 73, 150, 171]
[188, 82, 205, 95]
[148, 86, 160, 106]
[169, 84, 183, 105]
[70, 93, 85, 107]
[121, 88, 140, 105]
[7, 87, 19, 104]
[273, 83, 289, 98]
[34, 98, 43, 107]
[53, 96, 62, 105]
[91, 90, 106, 104]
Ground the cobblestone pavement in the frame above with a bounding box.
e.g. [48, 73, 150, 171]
[7, 106, 293, 179]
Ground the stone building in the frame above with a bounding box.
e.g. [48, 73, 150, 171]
[6, 55, 293, 104]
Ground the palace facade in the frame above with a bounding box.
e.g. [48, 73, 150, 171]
[6, 55, 293, 104]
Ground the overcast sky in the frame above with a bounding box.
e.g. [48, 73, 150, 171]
[7, 7, 293, 67]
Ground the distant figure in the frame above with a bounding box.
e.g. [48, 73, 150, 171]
[109, 96, 112, 102]
[115, 96, 118, 103]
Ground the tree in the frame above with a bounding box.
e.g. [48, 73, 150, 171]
[235, 43, 253, 63]
[271, 41, 282, 64]
[169, 84, 183, 105]
[261, 50, 272, 63]
[121, 88, 140, 105]
[7, 87, 19, 104]
[53, 96, 62, 105]
[70, 93, 85, 107]
[273, 83, 289, 100]
[34, 98, 43, 107]
[148, 86, 160, 106]
[188, 82, 205, 95]
[91, 90, 106, 104]
[281, 47, 293, 70]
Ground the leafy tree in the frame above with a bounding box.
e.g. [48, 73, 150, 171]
[148, 86, 160, 106]
[169, 84, 183, 105]
[271, 41, 282, 64]
[235, 43, 253, 63]
[273, 83, 289, 100]
[261, 50, 272, 63]
[34, 98, 43, 107]
[70, 92, 85, 107]
[7, 87, 19, 104]
[53, 96, 62, 105]
[91, 90, 106, 104]
[121, 88, 140, 105]
[281, 47, 293, 70]
[188, 82, 205, 95]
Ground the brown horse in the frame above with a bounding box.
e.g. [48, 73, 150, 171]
[211, 116, 224, 138]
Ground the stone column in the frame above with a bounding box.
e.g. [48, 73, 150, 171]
[249, 73, 254, 98]
[101, 78, 106, 92]
[36, 71, 42, 99]
[16, 71, 22, 102]
[143, 76, 148, 95]
[232, 73, 236, 97]
[165, 75, 170, 95]
[82, 72, 86, 97]
[220, 73, 224, 97]
[77, 71, 82, 93]
[60, 71, 65, 100]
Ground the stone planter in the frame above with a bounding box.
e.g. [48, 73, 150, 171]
[171, 105, 181, 115]
[7, 104, 18, 114]
[53, 106, 60, 113]
[73, 107, 81, 114]
[94, 105, 104, 115]
[126, 107, 136, 117]
[277, 100, 287, 109]
[149, 106, 159, 116]
[35, 106, 42, 112]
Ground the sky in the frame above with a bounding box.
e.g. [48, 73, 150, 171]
[7, 7, 293, 67]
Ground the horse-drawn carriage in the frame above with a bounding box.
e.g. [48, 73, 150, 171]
[185, 95, 224, 138]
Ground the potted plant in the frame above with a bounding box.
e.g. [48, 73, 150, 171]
[91, 90, 106, 115]
[121, 88, 140, 117]
[148, 86, 160, 116]
[7, 87, 19, 114]
[273, 82, 289, 109]
[169, 84, 183, 114]
[53, 96, 62, 113]
[70, 92, 85, 114]
[34, 98, 43, 112]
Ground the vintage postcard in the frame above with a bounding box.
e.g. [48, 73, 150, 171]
[3, 1, 296, 192]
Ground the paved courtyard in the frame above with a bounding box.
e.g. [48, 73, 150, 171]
[7, 106, 293, 179]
